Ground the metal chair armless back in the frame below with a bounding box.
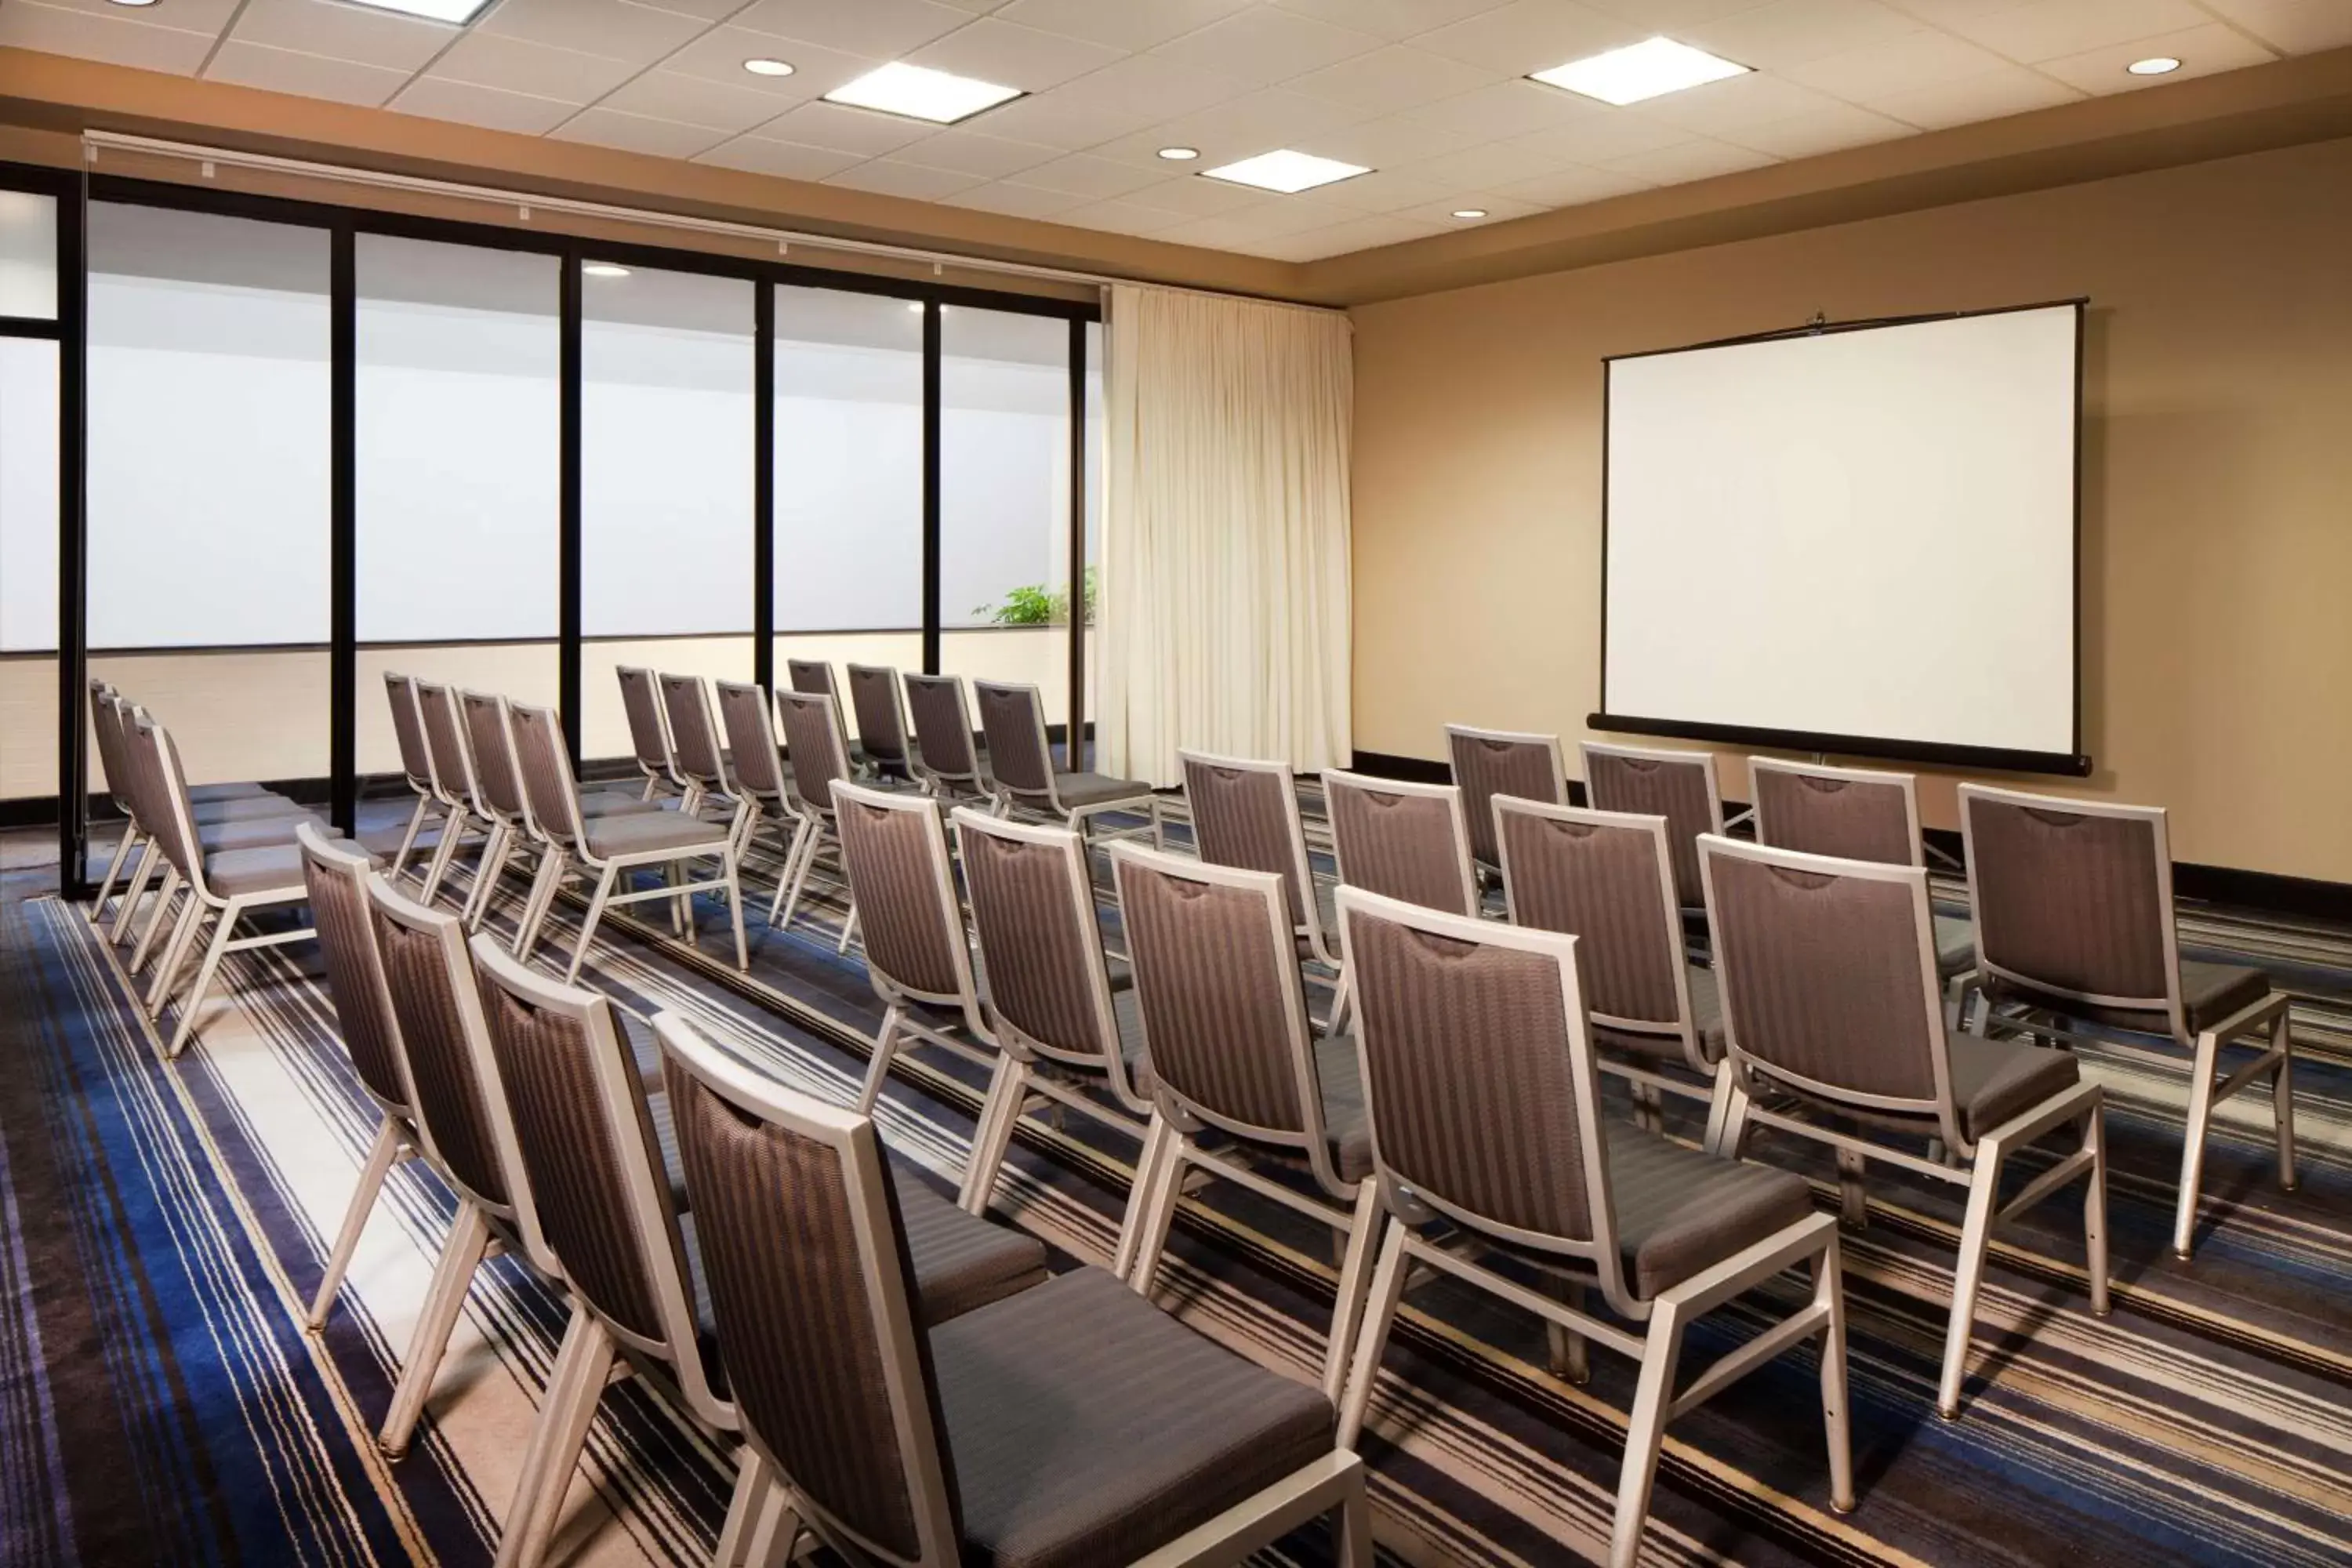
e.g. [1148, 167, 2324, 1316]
[504, 701, 587, 853]
[384, 673, 434, 797]
[1749, 757, 1922, 867]
[1579, 742, 1725, 912]
[1446, 724, 1567, 872]
[713, 679, 788, 807]
[847, 662, 913, 775]
[969, 681, 1056, 808]
[901, 673, 983, 796]
[774, 688, 851, 822]
[615, 665, 678, 799]
[1180, 750, 1332, 965]
[1320, 770, 1477, 917]
[658, 672, 734, 808]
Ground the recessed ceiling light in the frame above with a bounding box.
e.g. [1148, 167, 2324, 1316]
[583, 263, 630, 278]
[1157, 146, 1200, 161]
[2127, 56, 2181, 75]
[107, 1, 158, 8]
[1201, 149, 1370, 194]
[1451, 209, 1488, 219]
[823, 62, 1022, 125]
[1530, 36, 1748, 106]
[742, 58, 796, 78]
[341, 0, 495, 20]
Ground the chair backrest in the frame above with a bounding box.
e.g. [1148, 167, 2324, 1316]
[367, 873, 554, 1269]
[459, 690, 526, 823]
[1109, 843, 1341, 1190]
[1700, 833, 1962, 1148]
[970, 681, 1054, 803]
[1494, 798, 1699, 1065]
[1958, 784, 2180, 1023]
[951, 807, 1146, 1110]
[658, 673, 731, 796]
[1321, 770, 1477, 917]
[846, 663, 911, 768]
[1580, 742, 1725, 909]
[297, 822, 415, 1122]
[89, 684, 133, 814]
[1750, 757, 1921, 868]
[714, 679, 787, 802]
[415, 681, 481, 814]
[384, 673, 432, 793]
[902, 673, 980, 786]
[615, 666, 676, 787]
[655, 1013, 960, 1566]
[470, 935, 725, 1425]
[118, 710, 172, 866]
[1336, 886, 1632, 1309]
[774, 690, 851, 818]
[1446, 725, 1566, 869]
[1179, 750, 1325, 958]
[786, 659, 837, 700]
[505, 701, 586, 849]
[133, 713, 205, 891]
[830, 782, 984, 1033]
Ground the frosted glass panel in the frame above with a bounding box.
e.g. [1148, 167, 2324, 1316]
[0, 191, 56, 320]
[0, 339, 59, 651]
[942, 308, 1069, 631]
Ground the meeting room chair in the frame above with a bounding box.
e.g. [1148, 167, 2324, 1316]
[1700, 832, 2108, 1419]
[971, 679, 1161, 847]
[1332, 885, 1851, 1568]
[657, 672, 739, 822]
[787, 656, 868, 775]
[614, 665, 681, 803]
[1446, 723, 1568, 885]
[768, 688, 856, 939]
[655, 1022, 1372, 1568]
[1320, 769, 1478, 916]
[1581, 741, 1726, 919]
[844, 662, 916, 782]
[901, 671, 993, 804]
[503, 700, 746, 982]
[1494, 796, 1729, 1145]
[950, 805, 1156, 1217]
[411, 681, 491, 907]
[1179, 749, 1339, 971]
[1958, 783, 2293, 1260]
[384, 673, 450, 881]
[711, 678, 803, 921]
[1108, 843, 1381, 1404]
[458, 691, 663, 938]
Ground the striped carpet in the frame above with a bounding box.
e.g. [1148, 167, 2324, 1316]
[4, 809, 2350, 1566]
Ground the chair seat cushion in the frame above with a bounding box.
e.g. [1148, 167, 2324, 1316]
[1985, 960, 2272, 1039]
[198, 812, 328, 855]
[584, 810, 731, 858]
[1051, 771, 1154, 811]
[187, 781, 275, 803]
[1934, 911, 1976, 977]
[1592, 964, 1726, 1069]
[1944, 1034, 2081, 1141]
[934, 1266, 1334, 1568]
[1606, 1133, 1816, 1298]
[190, 795, 307, 825]
[207, 839, 367, 898]
[895, 1171, 1051, 1324]
[579, 792, 664, 821]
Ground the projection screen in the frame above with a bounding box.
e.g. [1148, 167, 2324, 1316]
[1595, 302, 2084, 774]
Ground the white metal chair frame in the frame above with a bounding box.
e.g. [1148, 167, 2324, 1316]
[1958, 783, 2293, 1261]
[1699, 832, 2110, 1420]
[615, 664, 685, 803]
[1330, 886, 1853, 1568]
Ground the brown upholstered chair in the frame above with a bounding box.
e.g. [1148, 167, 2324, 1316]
[1750, 757, 1977, 990]
[458, 691, 661, 938]
[1959, 784, 2293, 1260]
[770, 688, 856, 938]
[787, 656, 868, 775]
[950, 804, 1156, 1217]
[971, 678, 1160, 848]
[384, 672, 446, 881]
[615, 664, 681, 803]
[1333, 885, 1850, 1567]
[1320, 770, 1477, 917]
[657, 671, 741, 822]
[503, 700, 746, 982]
[1494, 796, 1727, 1144]
[1108, 843, 1382, 1403]
[901, 671, 991, 804]
[655, 1017, 1370, 1568]
[1179, 749, 1338, 970]
[411, 681, 493, 906]
[1700, 832, 2109, 1419]
[712, 678, 804, 925]
[1580, 741, 1726, 917]
[846, 662, 916, 782]
[1445, 723, 1567, 880]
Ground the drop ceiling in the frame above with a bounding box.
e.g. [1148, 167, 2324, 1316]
[4, 0, 2345, 263]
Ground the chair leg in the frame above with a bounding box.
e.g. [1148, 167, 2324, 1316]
[855, 1007, 905, 1116]
[514, 850, 567, 960]
[744, 1477, 803, 1568]
[716, 1450, 771, 1568]
[130, 868, 184, 973]
[2172, 1029, 2223, 1260]
[1835, 1147, 1870, 1229]
[1544, 1278, 1591, 1387]
[1332, 1462, 1374, 1568]
[836, 898, 860, 955]
[1817, 1234, 1856, 1515]
[1323, 1187, 1385, 1405]
[308, 1116, 404, 1330]
[92, 827, 139, 921]
[1716, 1083, 1755, 1160]
[1123, 1131, 1187, 1294]
[464, 823, 512, 931]
[1608, 1301, 1689, 1568]
[564, 865, 619, 983]
[1699, 1072, 1734, 1156]
[140, 893, 199, 1011]
[167, 901, 243, 1058]
[1939, 1138, 2006, 1419]
[419, 808, 468, 904]
[379, 1200, 493, 1457]
[389, 795, 429, 880]
[109, 843, 158, 943]
[492, 1312, 613, 1568]
[1336, 1222, 1411, 1451]
[767, 822, 810, 927]
[1111, 1113, 1173, 1279]
[2082, 1097, 2111, 1318]
[2270, 1011, 2297, 1192]
[775, 829, 820, 936]
[957, 1055, 1028, 1217]
[723, 854, 750, 973]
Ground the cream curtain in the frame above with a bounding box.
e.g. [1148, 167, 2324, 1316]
[1098, 285, 1352, 788]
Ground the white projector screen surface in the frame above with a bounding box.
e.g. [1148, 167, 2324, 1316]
[1602, 304, 2078, 762]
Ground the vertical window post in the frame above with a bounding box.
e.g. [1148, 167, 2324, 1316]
[920, 299, 941, 674]
[558, 251, 583, 763]
[1066, 315, 1087, 767]
[754, 281, 776, 693]
[329, 226, 357, 834]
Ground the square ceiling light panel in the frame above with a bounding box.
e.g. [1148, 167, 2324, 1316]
[1530, 38, 1748, 107]
[1200, 150, 1370, 194]
[343, 0, 495, 20]
[822, 63, 1025, 125]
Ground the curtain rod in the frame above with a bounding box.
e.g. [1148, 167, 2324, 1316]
[80, 130, 1345, 316]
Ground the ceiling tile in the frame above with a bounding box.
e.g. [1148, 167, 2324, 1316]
[2198, 0, 2352, 53]
[730, 0, 975, 57]
[938, 180, 1094, 217]
[993, 0, 1256, 53]
[692, 135, 869, 180]
[428, 32, 644, 105]
[824, 158, 989, 199]
[1724, 101, 1917, 157]
[1580, 0, 1784, 23]
[1405, 136, 1571, 189]
[1109, 173, 1272, 214]
[1858, 64, 2080, 127]
[1141, 88, 1371, 155]
[890, 128, 1069, 177]
[0, 2, 216, 74]
[1783, 26, 2017, 99]
[1678, 0, 1928, 72]
[227, 0, 448, 71]
[477, 0, 710, 65]
[1601, 136, 1778, 183]
[975, 53, 1255, 145]
[634, 0, 749, 17]
[653, 27, 877, 100]
[1054, 197, 1192, 235]
[1149, 6, 1384, 85]
[595, 70, 811, 132]
[1268, 1, 1515, 42]
[753, 100, 946, 154]
[1407, 78, 1615, 139]
[1010, 152, 1172, 198]
[1411, 0, 1643, 74]
[203, 41, 411, 106]
[2034, 21, 2277, 93]
[1506, 110, 1695, 162]
[1286, 44, 1505, 111]
[1295, 165, 1461, 212]
[552, 107, 732, 159]
[389, 76, 580, 136]
[1494, 162, 1653, 204]
[1632, 72, 1851, 136]
[906, 17, 1125, 90]
[1300, 112, 1480, 169]
[1926, 0, 2213, 64]
[1250, 211, 1445, 260]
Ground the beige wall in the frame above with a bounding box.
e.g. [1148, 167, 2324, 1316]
[1351, 134, 2352, 884]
